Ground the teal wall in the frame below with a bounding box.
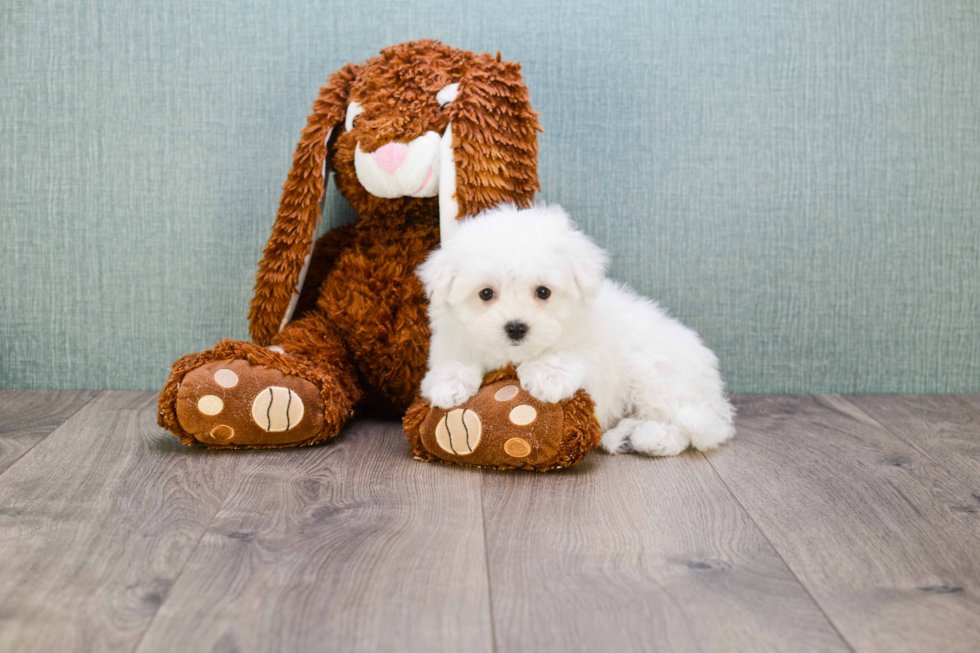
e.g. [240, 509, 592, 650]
[2, 0, 978, 393]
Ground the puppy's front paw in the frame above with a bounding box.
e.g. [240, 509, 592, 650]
[427, 382, 479, 410]
[517, 357, 585, 404]
[421, 363, 483, 409]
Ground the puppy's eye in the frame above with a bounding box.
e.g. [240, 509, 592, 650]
[436, 83, 460, 110]
[536, 286, 551, 300]
[479, 288, 495, 301]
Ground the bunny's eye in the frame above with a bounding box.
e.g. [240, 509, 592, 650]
[345, 101, 363, 131]
[436, 83, 459, 110]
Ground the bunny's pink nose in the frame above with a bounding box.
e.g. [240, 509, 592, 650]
[373, 142, 408, 175]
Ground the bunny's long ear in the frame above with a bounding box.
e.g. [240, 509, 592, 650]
[439, 56, 541, 242]
[248, 65, 357, 345]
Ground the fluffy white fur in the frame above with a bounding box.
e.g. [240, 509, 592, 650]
[417, 204, 735, 457]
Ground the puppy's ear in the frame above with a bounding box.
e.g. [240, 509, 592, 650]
[566, 228, 609, 300]
[416, 249, 457, 307]
[249, 64, 357, 345]
[438, 54, 541, 242]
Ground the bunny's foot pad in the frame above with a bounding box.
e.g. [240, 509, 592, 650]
[403, 367, 601, 472]
[158, 339, 352, 449]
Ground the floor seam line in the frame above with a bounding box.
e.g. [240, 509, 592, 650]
[480, 470, 499, 653]
[837, 395, 980, 493]
[128, 460, 245, 653]
[699, 409, 858, 653]
[0, 390, 102, 482]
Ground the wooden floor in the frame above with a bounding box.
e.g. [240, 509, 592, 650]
[0, 392, 978, 652]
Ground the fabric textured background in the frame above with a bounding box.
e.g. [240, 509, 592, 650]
[1, 0, 978, 392]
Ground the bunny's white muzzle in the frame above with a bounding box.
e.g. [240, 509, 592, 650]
[354, 131, 443, 199]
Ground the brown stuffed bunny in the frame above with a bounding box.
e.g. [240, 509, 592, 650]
[158, 40, 600, 468]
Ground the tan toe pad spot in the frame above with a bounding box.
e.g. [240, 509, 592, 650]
[251, 386, 304, 432]
[494, 385, 520, 401]
[213, 369, 239, 388]
[197, 395, 224, 416]
[504, 437, 532, 458]
[435, 408, 482, 455]
[509, 404, 537, 425]
[210, 424, 235, 442]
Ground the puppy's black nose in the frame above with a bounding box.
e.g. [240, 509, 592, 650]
[505, 321, 528, 341]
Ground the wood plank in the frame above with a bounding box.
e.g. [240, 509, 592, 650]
[134, 420, 493, 653]
[481, 450, 851, 653]
[0, 389, 99, 475]
[846, 395, 980, 490]
[709, 395, 980, 653]
[955, 395, 980, 416]
[0, 391, 250, 652]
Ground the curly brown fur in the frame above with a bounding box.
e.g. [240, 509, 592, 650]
[249, 40, 540, 412]
[291, 222, 358, 320]
[252, 40, 540, 409]
[160, 40, 546, 450]
[250, 40, 540, 346]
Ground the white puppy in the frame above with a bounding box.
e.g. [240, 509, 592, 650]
[417, 204, 734, 456]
